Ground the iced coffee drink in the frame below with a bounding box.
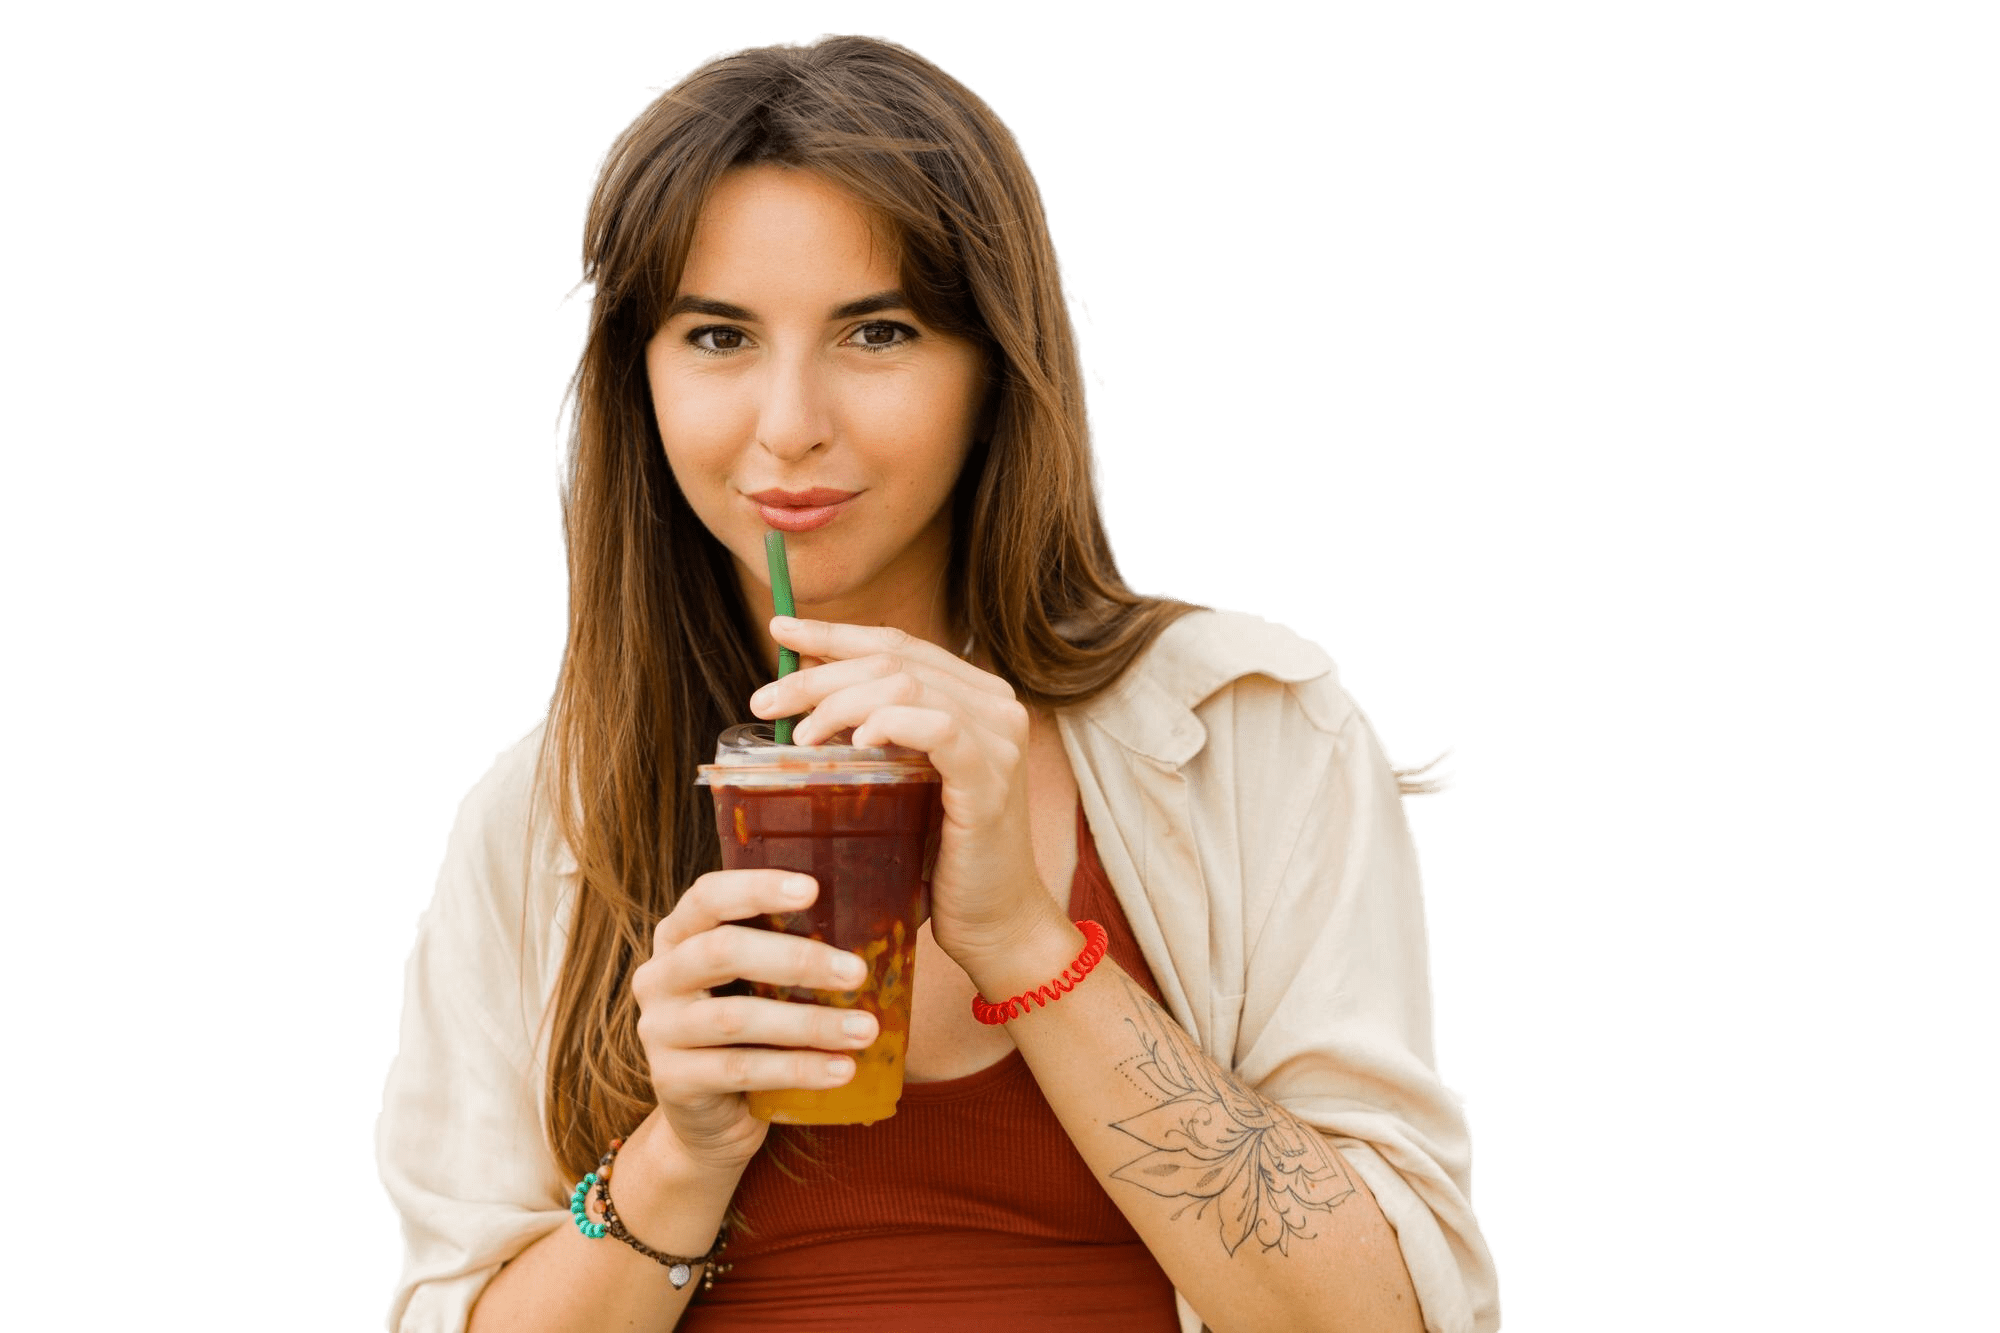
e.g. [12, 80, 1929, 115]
[698, 723, 943, 1125]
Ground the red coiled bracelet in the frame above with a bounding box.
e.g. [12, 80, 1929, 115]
[971, 919, 1110, 1025]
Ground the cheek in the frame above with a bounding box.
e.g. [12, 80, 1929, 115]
[865, 361, 985, 483]
[863, 391, 972, 498]
[935, 367, 987, 487]
[650, 372, 748, 489]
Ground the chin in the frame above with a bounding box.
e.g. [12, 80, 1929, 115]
[783, 563, 872, 609]
[728, 537, 853, 603]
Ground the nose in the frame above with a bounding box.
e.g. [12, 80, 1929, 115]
[754, 349, 831, 463]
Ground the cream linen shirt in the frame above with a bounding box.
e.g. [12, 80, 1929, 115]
[378, 608, 1501, 1333]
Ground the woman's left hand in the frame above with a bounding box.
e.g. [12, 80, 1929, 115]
[749, 616, 1068, 974]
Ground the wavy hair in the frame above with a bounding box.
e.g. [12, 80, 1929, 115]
[536, 36, 1200, 1183]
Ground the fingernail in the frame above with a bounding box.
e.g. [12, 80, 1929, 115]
[824, 1055, 854, 1081]
[841, 1013, 873, 1039]
[834, 954, 866, 985]
[771, 615, 798, 630]
[749, 688, 773, 714]
[784, 877, 815, 904]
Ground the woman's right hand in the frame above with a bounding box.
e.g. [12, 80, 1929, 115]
[632, 869, 879, 1171]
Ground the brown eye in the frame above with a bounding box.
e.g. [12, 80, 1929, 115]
[690, 326, 746, 352]
[851, 321, 916, 351]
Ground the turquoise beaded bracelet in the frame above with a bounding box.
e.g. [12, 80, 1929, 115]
[568, 1138, 730, 1292]
[567, 1150, 613, 1240]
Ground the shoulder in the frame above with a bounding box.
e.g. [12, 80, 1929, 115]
[1152, 610, 1367, 796]
[1144, 604, 1344, 696]
[448, 721, 571, 874]
[427, 720, 574, 945]
[455, 722, 548, 822]
[1069, 608, 1356, 764]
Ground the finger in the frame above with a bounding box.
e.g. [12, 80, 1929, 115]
[784, 671, 917, 748]
[651, 1046, 859, 1098]
[752, 644, 944, 712]
[769, 617, 1013, 698]
[845, 704, 1003, 784]
[784, 670, 1017, 749]
[663, 923, 871, 996]
[660, 993, 881, 1052]
[750, 652, 996, 722]
[652, 869, 818, 952]
[748, 650, 899, 720]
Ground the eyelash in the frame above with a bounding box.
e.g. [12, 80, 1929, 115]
[682, 321, 920, 357]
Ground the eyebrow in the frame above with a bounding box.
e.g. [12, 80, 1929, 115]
[663, 289, 912, 322]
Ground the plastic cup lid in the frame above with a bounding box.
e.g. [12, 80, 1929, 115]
[696, 722, 941, 785]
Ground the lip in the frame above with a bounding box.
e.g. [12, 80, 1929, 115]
[748, 488, 860, 508]
[747, 487, 861, 534]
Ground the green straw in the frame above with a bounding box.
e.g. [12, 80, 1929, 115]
[764, 529, 801, 744]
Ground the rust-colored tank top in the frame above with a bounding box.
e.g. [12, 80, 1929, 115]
[678, 803, 1181, 1333]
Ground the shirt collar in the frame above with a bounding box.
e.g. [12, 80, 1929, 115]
[1066, 609, 1334, 767]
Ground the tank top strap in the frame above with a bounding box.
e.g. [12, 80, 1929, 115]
[1068, 799, 1168, 1011]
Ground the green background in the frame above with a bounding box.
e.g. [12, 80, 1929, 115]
[7, 2, 1992, 1328]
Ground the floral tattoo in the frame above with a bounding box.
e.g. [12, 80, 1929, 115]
[1109, 977, 1356, 1256]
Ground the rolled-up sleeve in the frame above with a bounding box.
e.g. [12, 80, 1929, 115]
[1237, 689, 1500, 1333]
[377, 735, 570, 1331]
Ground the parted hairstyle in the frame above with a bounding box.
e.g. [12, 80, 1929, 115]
[535, 35, 1200, 1183]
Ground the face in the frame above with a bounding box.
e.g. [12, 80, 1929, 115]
[646, 165, 987, 617]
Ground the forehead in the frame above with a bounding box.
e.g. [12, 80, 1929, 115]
[678, 165, 900, 301]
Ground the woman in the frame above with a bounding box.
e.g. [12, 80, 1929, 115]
[379, 35, 1498, 1333]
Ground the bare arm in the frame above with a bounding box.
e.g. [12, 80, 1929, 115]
[471, 865, 873, 1331]
[466, 1109, 740, 1333]
[756, 616, 1432, 1331]
[973, 924, 1425, 1333]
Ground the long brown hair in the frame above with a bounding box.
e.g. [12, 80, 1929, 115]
[537, 36, 1198, 1182]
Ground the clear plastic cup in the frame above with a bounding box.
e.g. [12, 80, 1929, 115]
[697, 723, 943, 1125]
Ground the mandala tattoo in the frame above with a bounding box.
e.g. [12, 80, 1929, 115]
[1109, 976, 1356, 1256]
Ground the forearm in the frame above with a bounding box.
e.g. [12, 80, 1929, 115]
[985, 927, 1424, 1333]
[467, 1110, 742, 1333]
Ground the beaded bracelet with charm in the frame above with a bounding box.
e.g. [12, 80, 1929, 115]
[568, 1139, 731, 1292]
